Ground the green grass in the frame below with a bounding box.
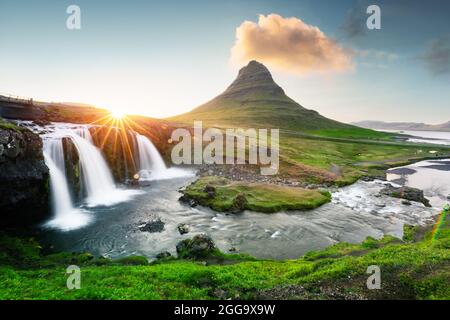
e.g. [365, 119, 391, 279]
[278, 132, 450, 185]
[171, 97, 354, 132]
[0, 117, 25, 132]
[308, 128, 394, 140]
[182, 176, 331, 213]
[1, 209, 449, 300]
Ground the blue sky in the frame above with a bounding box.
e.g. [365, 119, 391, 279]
[0, 0, 449, 123]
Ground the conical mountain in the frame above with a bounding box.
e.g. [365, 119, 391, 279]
[219, 60, 285, 100]
[170, 60, 352, 131]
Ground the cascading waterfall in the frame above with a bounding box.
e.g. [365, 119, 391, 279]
[135, 133, 194, 180]
[135, 133, 167, 180]
[38, 121, 192, 231]
[43, 137, 91, 231]
[42, 124, 142, 230]
[64, 131, 120, 207]
[44, 138, 74, 216]
[77, 126, 93, 143]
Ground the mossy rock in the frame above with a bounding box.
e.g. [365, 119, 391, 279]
[231, 193, 248, 213]
[176, 234, 217, 260]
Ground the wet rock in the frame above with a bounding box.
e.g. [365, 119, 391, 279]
[32, 119, 51, 126]
[177, 223, 189, 235]
[402, 200, 412, 206]
[375, 203, 386, 208]
[138, 218, 165, 233]
[228, 247, 237, 252]
[176, 234, 216, 259]
[125, 178, 140, 186]
[230, 193, 248, 213]
[156, 251, 172, 259]
[380, 184, 431, 207]
[138, 180, 151, 187]
[0, 127, 50, 227]
[361, 175, 386, 182]
[179, 194, 198, 207]
[447, 195, 450, 200]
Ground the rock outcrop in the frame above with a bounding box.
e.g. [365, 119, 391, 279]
[176, 234, 217, 259]
[0, 122, 50, 227]
[380, 184, 431, 207]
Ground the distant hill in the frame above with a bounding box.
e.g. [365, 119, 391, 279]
[169, 61, 356, 131]
[353, 120, 450, 132]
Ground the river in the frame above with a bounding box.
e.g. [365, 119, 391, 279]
[39, 129, 450, 260]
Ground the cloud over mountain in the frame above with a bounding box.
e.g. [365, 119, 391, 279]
[231, 14, 353, 75]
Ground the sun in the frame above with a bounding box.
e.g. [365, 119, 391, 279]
[109, 109, 126, 119]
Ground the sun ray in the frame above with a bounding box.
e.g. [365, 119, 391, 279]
[112, 119, 120, 154]
[91, 117, 115, 139]
[118, 119, 138, 173]
[100, 120, 116, 149]
[122, 116, 159, 141]
[89, 113, 115, 126]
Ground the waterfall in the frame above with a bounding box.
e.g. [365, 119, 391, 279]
[43, 138, 91, 231]
[135, 133, 194, 180]
[44, 139, 74, 217]
[63, 131, 119, 207]
[77, 126, 93, 143]
[42, 124, 142, 231]
[136, 133, 167, 180]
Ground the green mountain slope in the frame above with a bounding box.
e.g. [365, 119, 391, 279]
[170, 61, 359, 132]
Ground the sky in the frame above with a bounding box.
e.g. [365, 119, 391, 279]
[0, 0, 449, 124]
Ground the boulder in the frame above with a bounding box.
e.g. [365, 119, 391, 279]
[179, 194, 198, 207]
[138, 218, 165, 233]
[380, 184, 431, 207]
[230, 193, 248, 213]
[177, 223, 189, 235]
[176, 234, 216, 259]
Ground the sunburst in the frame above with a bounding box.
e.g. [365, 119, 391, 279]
[110, 109, 126, 119]
[88, 111, 142, 176]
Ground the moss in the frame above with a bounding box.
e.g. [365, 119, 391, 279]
[0, 117, 27, 132]
[182, 176, 331, 213]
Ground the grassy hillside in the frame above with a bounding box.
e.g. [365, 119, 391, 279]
[171, 96, 355, 132]
[278, 132, 450, 185]
[1, 207, 449, 300]
[169, 61, 392, 140]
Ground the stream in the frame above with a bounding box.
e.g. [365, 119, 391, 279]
[34, 126, 449, 260]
